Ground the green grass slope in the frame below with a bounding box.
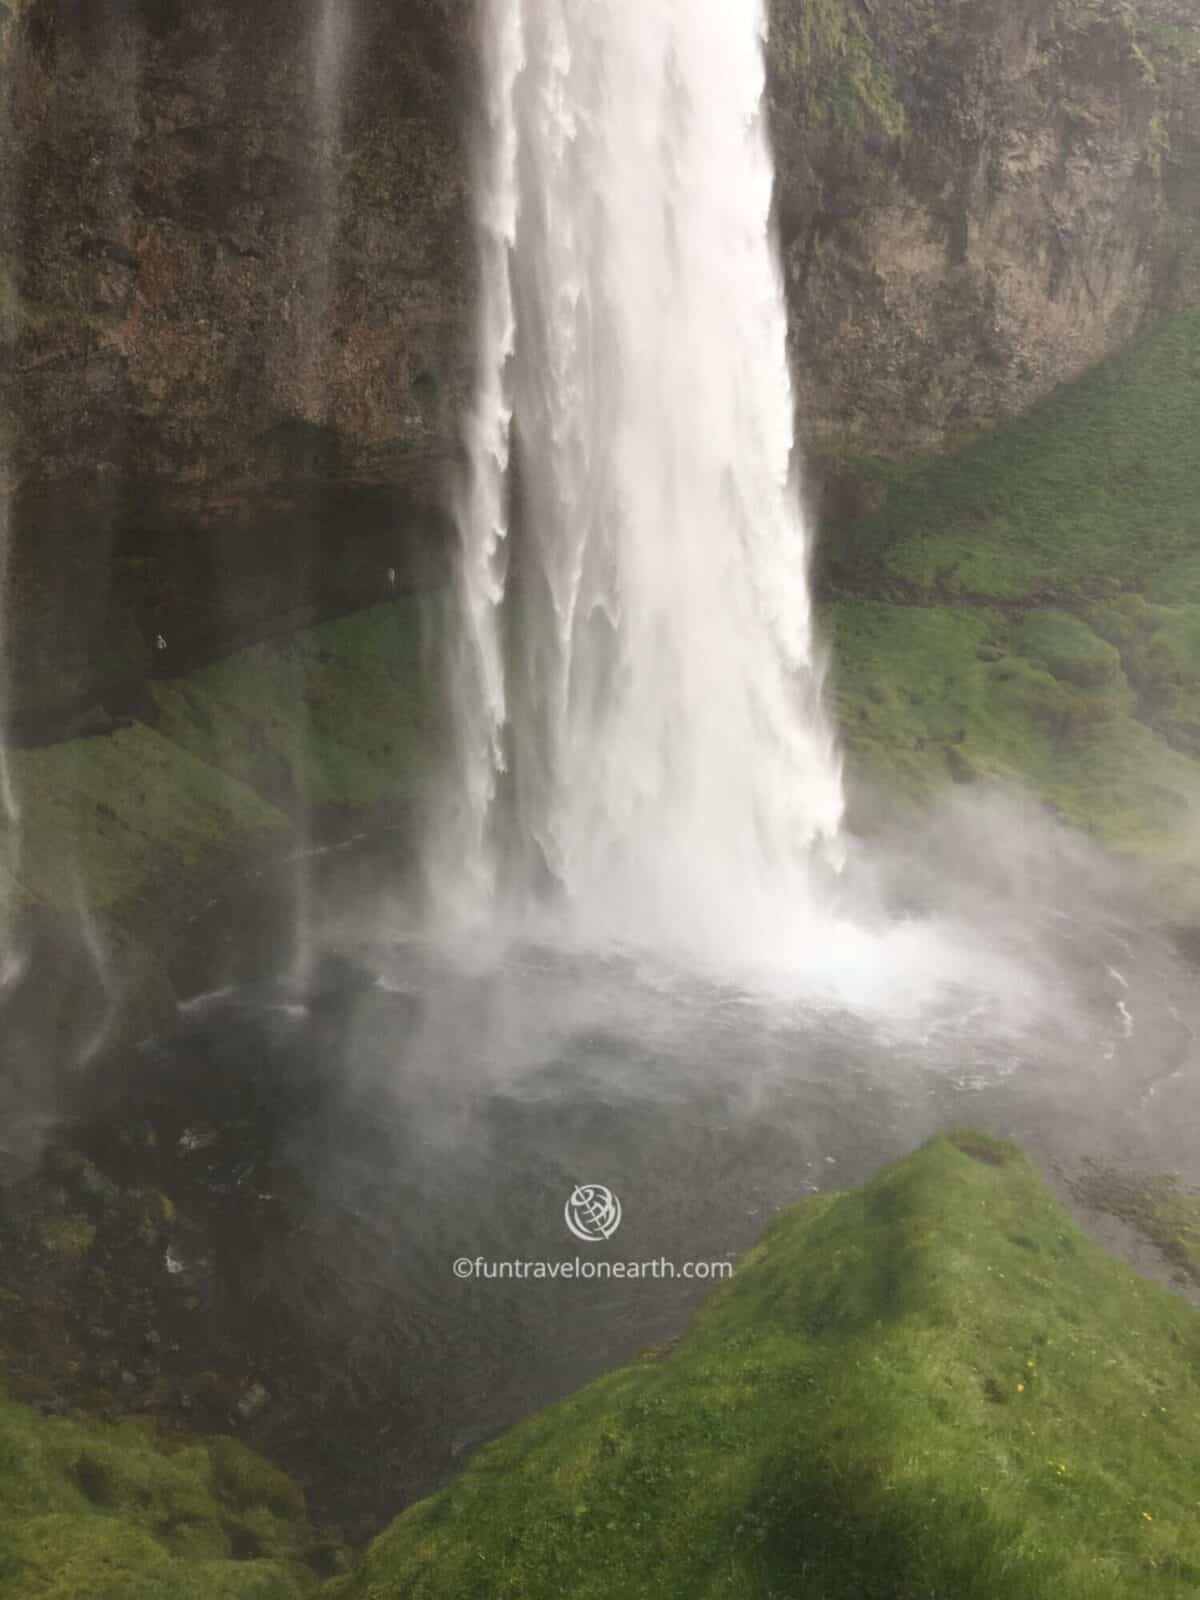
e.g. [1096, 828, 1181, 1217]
[149, 602, 435, 818]
[337, 1132, 1200, 1600]
[0, 1393, 321, 1598]
[824, 309, 1200, 856]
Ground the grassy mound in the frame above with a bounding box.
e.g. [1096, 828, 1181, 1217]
[0, 1392, 320, 1598]
[823, 309, 1200, 854]
[336, 1132, 1200, 1600]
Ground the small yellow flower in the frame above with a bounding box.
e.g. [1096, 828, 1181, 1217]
[1143, 1512, 1154, 1522]
[1016, 1383, 1025, 1393]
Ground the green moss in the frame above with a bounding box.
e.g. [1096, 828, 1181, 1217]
[208, 1438, 307, 1527]
[11, 728, 287, 918]
[339, 1132, 1200, 1600]
[1089, 597, 1200, 757]
[37, 1217, 97, 1260]
[774, 0, 907, 140]
[0, 1392, 317, 1598]
[825, 310, 1200, 853]
[828, 597, 1197, 847]
[832, 312, 1200, 605]
[1015, 610, 1124, 692]
[151, 602, 435, 816]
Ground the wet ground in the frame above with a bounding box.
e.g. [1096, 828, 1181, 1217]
[3, 805, 1200, 1538]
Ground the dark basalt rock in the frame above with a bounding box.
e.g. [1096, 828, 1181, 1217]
[1, 0, 1197, 730]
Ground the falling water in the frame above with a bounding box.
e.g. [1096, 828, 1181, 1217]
[305, 0, 349, 396]
[0, 489, 22, 994]
[288, 0, 350, 995]
[441, 0, 844, 962]
[0, 9, 24, 990]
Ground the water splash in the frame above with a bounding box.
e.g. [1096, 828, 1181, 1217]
[438, 0, 844, 963]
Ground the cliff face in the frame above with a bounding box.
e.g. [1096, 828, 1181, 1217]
[5, 0, 473, 492]
[0, 0, 475, 726]
[0, 0, 1198, 724]
[769, 0, 1200, 468]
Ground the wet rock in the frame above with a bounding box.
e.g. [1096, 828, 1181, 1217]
[234, 1381, 271, 1424]
[945, 745, 978, 785]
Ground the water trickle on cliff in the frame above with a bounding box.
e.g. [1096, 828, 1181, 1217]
[439, 0, 845, 964]
[0, 492, 23, 993]
[304, 0, 349, 399]
[0, 14, 24, 989]
[287, 0, 351, 997]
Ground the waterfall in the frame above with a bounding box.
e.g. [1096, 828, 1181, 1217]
[439, 0, 844, 962]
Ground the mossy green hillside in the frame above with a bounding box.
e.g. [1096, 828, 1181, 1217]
[5, 600, 430, 928]
[11, 728, 286, 923]
[824, 310, 1200, 851]
[835, 310, 1200, 603]
[150, 602, 435, 817]
[0, 1391, 319, 1598]
[338, 1132, 1200, 1600]
[829, 600, 1200, 847]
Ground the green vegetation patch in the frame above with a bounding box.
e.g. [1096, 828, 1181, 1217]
[339, 1132, 1200, 1600]
[770, 0, 907, 140]
[1015, 609, 1124, 692]
[828, 598, 1196, 846]
[0, 1390, 318, 1598]
[824, 310, 1200, 853]
[830, 311, 1200, 606]
[151, 602, 435, 817]
[10, 727, 286, 918]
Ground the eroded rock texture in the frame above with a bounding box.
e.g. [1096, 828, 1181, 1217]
[770, 0, 1200, 462]
[0, 0, 1197, 721]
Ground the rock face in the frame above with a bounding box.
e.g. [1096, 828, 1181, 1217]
[769, 0, 1200, 464]
[5, 0, 473, 493]
[1, 0, 475, 725]
[0, 0, 1198, 722]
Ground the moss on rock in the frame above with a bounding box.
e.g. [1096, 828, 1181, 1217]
[150, 602, 436, 818]
[337, 1132, 1200, 1600]
[824, 310, 1200, 855]
[0, 1390, 319, 1597]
